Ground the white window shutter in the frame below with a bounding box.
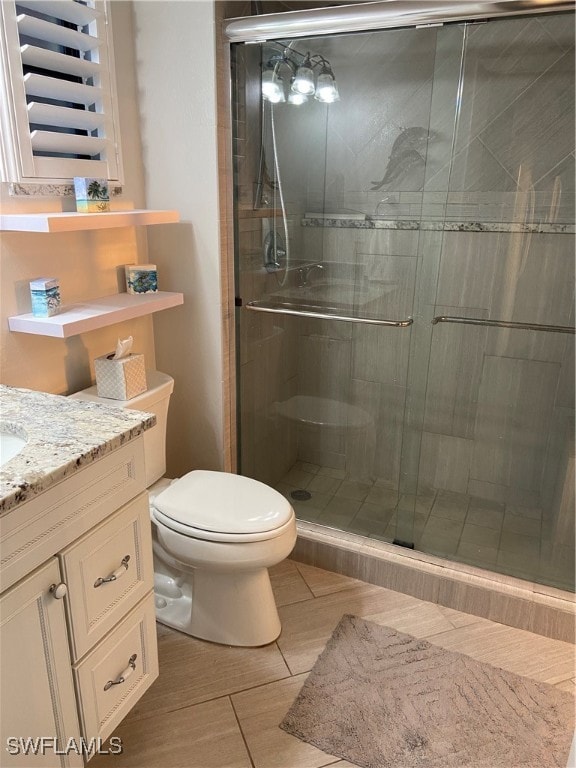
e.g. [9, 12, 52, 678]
[0, 0, 123, 184]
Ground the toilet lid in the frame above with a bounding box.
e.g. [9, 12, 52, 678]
[152, 470, 294, 535]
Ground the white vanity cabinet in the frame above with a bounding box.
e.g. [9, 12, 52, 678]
[0, 435, 158, 765]
[0, 558, 83, 767]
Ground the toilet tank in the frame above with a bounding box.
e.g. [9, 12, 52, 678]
[69, 370, 174, 487]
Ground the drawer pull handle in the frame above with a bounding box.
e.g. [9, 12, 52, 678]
[103, 654, 137, 691]
[94, 555, 131, 588]
[49, 583, 68, 599]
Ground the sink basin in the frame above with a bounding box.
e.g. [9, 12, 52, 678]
[0, 425, 28, 467]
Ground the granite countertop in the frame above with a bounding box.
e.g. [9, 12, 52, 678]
[0, 385, 156, 514]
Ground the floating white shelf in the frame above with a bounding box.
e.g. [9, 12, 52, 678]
[0, 209, 180, 232]
[8, 291, 184, 338]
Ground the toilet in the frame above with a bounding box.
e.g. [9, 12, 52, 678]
[70, 371, 296, 647]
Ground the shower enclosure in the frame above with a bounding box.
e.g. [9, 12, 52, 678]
[230, 2, 575, 593]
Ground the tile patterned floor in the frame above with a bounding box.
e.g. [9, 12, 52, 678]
[91, 560, 575, 768]
[277, 462, 575, 592]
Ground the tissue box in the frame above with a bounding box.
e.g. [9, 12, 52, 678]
[94, 352, 146, 400]
[73, 177, 110, 213]
[30, 277, 61, 317]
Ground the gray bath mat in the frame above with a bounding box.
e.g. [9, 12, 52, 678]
[280, 615, 574, 768]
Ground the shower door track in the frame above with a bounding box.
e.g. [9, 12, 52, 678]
[224, 0, 574, 43]
[245, 300, 413, 327]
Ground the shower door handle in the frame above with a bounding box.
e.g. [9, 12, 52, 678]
[432, 315, 575, 334]
[245, 300, 413, 327]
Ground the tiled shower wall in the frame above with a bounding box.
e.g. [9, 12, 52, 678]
[297, 15, 575, 224]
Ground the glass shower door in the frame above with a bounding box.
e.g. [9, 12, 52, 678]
[233, 11, 575, 592]
[233, 24, 457, 544]
[403, 13, 575, 590]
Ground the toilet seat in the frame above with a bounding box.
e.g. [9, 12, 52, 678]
[152, 507, 295, 543]
[151, 470, 295, 543]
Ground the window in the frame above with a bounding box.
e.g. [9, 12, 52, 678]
[0, 0, 123, 184]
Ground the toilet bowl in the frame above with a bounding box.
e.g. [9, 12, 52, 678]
[70, 371, 296, 647]
[151, 470, 296, 646]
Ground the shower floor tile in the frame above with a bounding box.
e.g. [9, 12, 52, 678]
[502, 511, 542, 537]
[456, 540, 499, 566]
[400, 493, 436, 515]
[277, 463, 574, 593]
[506, 503, 543, 520]
[364, 485, 399, 507]
[282, 467, 317, 488]
[421, 514, 465, 540]
[466, 505, 505, 529]
[308, 474, 342, 495]
[355, 501, 395, 525]
[431, 491, 470, 521]
[337, 479, 373, 501]
[321, 495, 363, 519]
[316, 466, 347, 479]
[419, 531, 461, 556]
[292, 461, 321, 475]
[460, 523, 501, 549]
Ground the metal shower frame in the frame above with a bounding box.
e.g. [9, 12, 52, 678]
[224, 0, 574, 42]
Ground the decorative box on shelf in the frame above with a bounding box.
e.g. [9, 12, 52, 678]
[29, 277, 61, 317]
[125, 265, 158, 294]
[73, 177, 111, 213]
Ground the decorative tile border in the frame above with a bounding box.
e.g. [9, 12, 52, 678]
[302, 217, 575, 235]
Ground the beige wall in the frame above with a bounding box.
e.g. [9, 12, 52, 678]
[131, 1, 226, 477]
[0, 2, 156, 396]
[1, 1, 245, 479]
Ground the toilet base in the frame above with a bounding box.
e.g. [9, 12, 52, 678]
[154, 567, 281, 647]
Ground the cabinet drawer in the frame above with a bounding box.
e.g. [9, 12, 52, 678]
[61, 493, 154, 661]
[1, 439, 146, 593]
[74, 592, 158, 744]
